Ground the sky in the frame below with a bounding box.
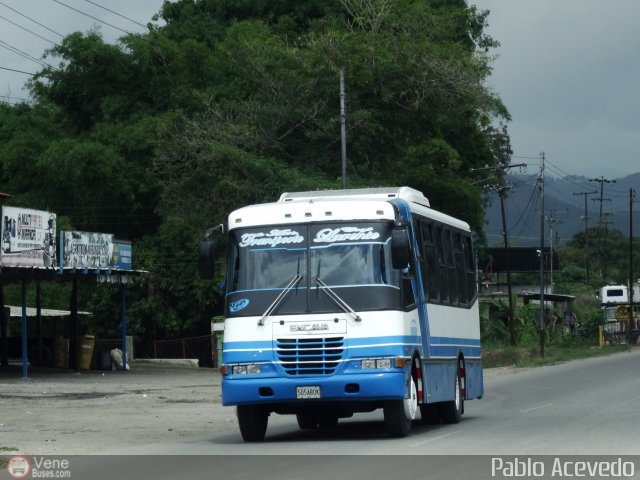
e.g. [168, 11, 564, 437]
[0, 0, 165, 99]
[472, 0, 640, 180]
[1, 1, 639, 180]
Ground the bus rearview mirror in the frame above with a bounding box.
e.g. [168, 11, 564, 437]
[391, 226, 411, 269]
[198, 240, 216, 279]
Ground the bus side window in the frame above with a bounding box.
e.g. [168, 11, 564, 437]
[464, 235, 477, 302]
[421, 222, 439, 303]
[435, 225, 449, 304]
[453, 233, 467, 306]
[402, 274, 416, 310]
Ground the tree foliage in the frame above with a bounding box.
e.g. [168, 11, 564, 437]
[0, 0, 510, 346]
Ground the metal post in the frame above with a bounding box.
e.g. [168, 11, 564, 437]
[499, 186, 515, 346]
[584, 194, 589, 282]
[340, 68, 347, 189]
[21, 279, 28, 379]
[120, 284, 127, 371]
[589, 177, 616, 280]
[629, 189, 635, 343]
[573, 191, 597, 282]
[0, 278, 7, 367]
[36, 281, 43, 366]
[539, 152, 545, 358]
[70, 277, 78, 372]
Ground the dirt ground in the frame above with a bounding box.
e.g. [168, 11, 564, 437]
[0, 361, 231, 455]
[0, 361, 516, 456]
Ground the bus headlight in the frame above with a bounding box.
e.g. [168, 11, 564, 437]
[232, 364, 262, 375]
[247, 364, 262, 374]
[360, 358, 393, 369]
[375, 358, 392, 369]
[361, 359, 376, 369]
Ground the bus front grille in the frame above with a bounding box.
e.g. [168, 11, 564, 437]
[276, 337, 345, 375]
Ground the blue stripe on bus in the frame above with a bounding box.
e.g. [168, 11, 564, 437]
[429, 336, 481, 346]
[221, 335, 477, 364]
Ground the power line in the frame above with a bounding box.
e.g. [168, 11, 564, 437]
[0, 95, 31, 102]
[51, 0, 138, 37]
[83, 0, 148, 29]
[0, 39, 52, 69]
[0, 65, 38, 75]
[0, 13, 57, 44]
[509, 182, 540, 235]
[0, 1, 64, 37]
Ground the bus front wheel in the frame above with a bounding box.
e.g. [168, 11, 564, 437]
[383, 375, 417, 437]
[296, 413, 318, 430]
[237, 405, 269, 441]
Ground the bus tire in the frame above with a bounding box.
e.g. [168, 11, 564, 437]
[419, 403, 441, 425]
[383, 375, 417, 437]
[317, 415, 339, 429]
[237, 405, 268, 441]
[441, 368, 463, 424]
[296, 413, 318, 430]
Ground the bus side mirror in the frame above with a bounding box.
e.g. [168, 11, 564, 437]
[391, 223, 411, 270]
[198, 224, 224, 279]
[198, 241, 216, 279]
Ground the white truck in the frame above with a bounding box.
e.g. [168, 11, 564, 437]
[598, 284, 639, 343]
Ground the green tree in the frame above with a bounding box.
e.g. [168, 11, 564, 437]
[1, 0, 511, 341]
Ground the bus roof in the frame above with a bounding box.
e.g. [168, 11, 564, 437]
[278, 186, 430, 207]
[229, 187, 470, 232]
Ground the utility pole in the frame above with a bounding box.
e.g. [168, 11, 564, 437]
[589, 176, 616, 280]
[339, 68, 347, 189]
[498, 182, 515, 346]
[471, 162, 526, 346]
[603, 212, 615, 281]
[590, 176, 616, 227]
[573, 190, 597, 282]
[547, 211, 560, 293]
[629, 188, 636, 343]
[538, 152, 545, 358]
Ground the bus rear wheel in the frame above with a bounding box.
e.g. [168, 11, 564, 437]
[419, 403, 441, 425]
[237, 405, 269, 441]
[383, 375, 417, 437]
[441, 368, 463, 424]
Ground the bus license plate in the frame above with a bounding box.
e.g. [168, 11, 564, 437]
[296, 386, 321, 399]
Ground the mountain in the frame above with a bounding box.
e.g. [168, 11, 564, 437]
[483, 172, 640, 247]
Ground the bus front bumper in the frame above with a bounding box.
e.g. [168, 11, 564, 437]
[221, 371, 406, 406]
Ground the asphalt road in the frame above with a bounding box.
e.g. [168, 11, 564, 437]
[105, 348, 640, 456]
[3, 350, 640, 480]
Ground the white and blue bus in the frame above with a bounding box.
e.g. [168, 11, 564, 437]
[198, 187, 483, 441]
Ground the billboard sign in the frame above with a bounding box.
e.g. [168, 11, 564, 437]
[62, 231, 114, 269]
[112, 240, 132, 270]
[1, 206, 57, 267]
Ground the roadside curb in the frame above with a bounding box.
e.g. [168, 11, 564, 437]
[133, 358, 200, 368]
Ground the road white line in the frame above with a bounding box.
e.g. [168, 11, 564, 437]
[589, 389, 609, 396]
[521, 403, 553, 413]
[410, 431, 456, 448]
[609, 395, 640, 410]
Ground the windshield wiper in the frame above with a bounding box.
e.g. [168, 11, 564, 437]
[257, 274, 303, 326]
[314, 277, 362, 322]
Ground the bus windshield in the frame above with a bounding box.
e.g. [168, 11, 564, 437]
[227, 222, 397, 294]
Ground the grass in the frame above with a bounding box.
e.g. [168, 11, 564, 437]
[482, 344, 631, 368]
